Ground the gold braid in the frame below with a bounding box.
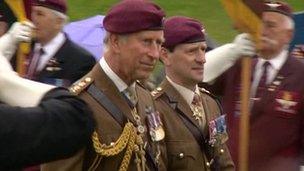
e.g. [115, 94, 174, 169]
[92, 122, 134, 156]
[90, 122, 137, 171]
[119, 127, 137, 171]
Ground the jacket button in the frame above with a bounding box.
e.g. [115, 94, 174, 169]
[206, 162, 210, 167]
[220, 148, 224, 154]
[179, 153, 184, 159]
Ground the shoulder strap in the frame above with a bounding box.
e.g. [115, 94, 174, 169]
[87, 84, 127, 126]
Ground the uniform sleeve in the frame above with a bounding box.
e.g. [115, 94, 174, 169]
[0, 88, 95, 170]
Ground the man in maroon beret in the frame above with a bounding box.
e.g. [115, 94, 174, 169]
[202, 1, 304, 170]
[7, 0, 95, 87]
[42, 0, 167, 171]
[151, 16, 234, 171]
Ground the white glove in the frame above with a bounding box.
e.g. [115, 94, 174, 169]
[0, 21, 34, 60]
[0, 54, 55, 107]
[203, 33, 256, 83]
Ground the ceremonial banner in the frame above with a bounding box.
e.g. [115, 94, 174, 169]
[1, 0, 32, 76]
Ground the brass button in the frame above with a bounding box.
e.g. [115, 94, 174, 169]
[206, 162, 210, 167]
[85, 77, 92, 82]
[79, 82, 86, 87]
[220, 148, 224, 154]
[179, 153, 184, 159]
[156, 87, 162, 91]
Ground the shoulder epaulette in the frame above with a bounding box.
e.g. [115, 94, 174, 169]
[199, 87, 219, 100]
[69, 77, 94, 95]
[199, 87, 211, 94]
[151, 86, 164, 99]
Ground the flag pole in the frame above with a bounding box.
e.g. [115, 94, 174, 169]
[220, 0, 262, 170]
[4, 0, 30, 77]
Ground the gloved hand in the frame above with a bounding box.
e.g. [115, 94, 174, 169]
[203, 33, 256, 83]
[233, 33, 256, 57]
[0, 54, 55, 107]
[0, 21, 34, 60]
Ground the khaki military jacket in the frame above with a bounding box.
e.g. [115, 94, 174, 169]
[41, 64, 167, 171]
[152, 79, 234, 171]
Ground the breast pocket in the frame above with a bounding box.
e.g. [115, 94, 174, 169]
[167, 141, 198, 171]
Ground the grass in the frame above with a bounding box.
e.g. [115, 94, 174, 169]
[67, 0, 304, 43]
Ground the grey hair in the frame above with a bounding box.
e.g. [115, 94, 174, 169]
[284, 15, 295, 30]
[103, 32, 129, 52]
[51, 9, 69, 24]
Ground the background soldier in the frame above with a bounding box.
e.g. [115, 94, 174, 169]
[6, 0, 96, 87]
[152, 16, 234, 171]
[202, 1, 304, 170]
[42, 0, 166, 171]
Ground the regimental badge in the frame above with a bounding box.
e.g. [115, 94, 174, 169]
[275, 91, 300, 115]
[208, 115, 228, 146]
[146, 107, 165, 142]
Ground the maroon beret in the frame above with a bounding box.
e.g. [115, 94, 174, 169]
[32, 0, 67, 14]
[163, 16, 205, 49]
[264, 1, 293, 18]
[103, 0, 165, 34]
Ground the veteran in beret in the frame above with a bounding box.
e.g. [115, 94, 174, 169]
[202, 1, 304, 170]
[42, 0, 166, 171]
[151, 16, 234, 171]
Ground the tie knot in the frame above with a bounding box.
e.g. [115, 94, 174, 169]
[123, 87, 138, 107]
[263, 61, 270, 69]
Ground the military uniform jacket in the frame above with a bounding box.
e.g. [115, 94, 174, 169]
[205, 56, 304, 171]
[41, 64, 167, 171]
[153, 79, 234, 171]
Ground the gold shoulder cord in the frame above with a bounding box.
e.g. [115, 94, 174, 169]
[89, 122, 137, 171]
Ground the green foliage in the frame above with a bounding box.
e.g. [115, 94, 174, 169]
[67, 0, 303, 43]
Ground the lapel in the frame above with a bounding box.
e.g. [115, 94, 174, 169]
[89, 64, 136, 123]
[38, 37, 69, 77]
[160, 79, 203, 132]
[251, 56, 293, 119]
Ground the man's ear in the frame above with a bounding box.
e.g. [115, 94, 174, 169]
[109, 34, 121, 53]
[160, 47, 172, 66]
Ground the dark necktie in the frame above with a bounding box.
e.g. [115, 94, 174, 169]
[26, 48, 44, 80]
[255, 61, 271, 99]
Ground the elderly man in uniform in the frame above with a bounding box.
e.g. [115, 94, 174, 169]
[0, 36, 94, 169]
[42, 1, 166, 171]
[202, 1, 304, 170]
[5, 0, 95, 87]
[151, 16, 234, 171]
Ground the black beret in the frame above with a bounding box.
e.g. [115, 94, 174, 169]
[103, 0, 165, 34]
